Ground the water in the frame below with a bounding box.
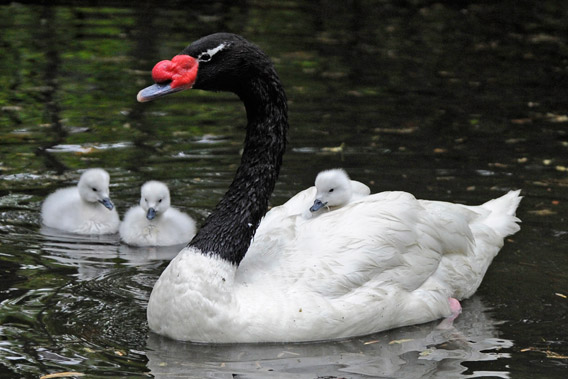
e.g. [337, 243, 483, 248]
[1, 1, 567, 377]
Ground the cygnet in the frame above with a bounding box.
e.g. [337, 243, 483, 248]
[119, 181, 196, 246]
[308, 169, 370, 216]
[41, 168, 120, 234]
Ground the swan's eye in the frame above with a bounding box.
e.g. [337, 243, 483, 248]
[158, 199, 162, 203]
[329, 188, 334, 193]
[92, 187, 98, 192]
[145, 198, 148, 203]
[198, 52, 211, 62]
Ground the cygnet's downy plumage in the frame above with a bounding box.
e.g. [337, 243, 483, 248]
[309, 169, 371, 215]
[41, 168, 120, 235]
[119, 181, 196, 246]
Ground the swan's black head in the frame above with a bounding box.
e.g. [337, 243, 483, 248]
[137, 33, 274, 101]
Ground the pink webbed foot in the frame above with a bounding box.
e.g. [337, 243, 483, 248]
[436, 298, 462, 329]
[448, 297, 462, 320]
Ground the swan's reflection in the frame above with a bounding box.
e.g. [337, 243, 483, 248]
[146, 297, 511, 378]
[40, 226, 181, 280]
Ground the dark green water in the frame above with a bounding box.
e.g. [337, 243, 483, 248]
[1, 1, 567, 378]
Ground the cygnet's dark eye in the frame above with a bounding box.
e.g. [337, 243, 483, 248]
[329, 188, 334, 193]
[198, 52, 211, 62]
[145, 198, 148, 202]
[92, 187, 98, 192]
[158, 199, 162, 203]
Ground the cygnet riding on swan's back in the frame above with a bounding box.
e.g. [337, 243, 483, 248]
[309, 169, 370, 214]
[137, 33, 522, 343]
[41, 168, 120, 235]
[119, 181, 196, 246]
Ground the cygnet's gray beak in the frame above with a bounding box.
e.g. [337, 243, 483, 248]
[147, 208, 156, 220]
[99, 198, 114, 210]
[310, 199, 327, 212]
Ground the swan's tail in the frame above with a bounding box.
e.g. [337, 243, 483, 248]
[480, 190, 522, 237]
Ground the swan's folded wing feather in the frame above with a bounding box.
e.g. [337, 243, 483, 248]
[418, 200, 478, 255]
[296, 192, 447, 295]
[351, 180, 371, 198]
[241, 191, 448, 298]
[255, 186, 316, 234]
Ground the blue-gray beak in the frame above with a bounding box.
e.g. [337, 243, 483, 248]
[99, 198, 114, 210]
[137, 83, 185, 103]
[147, 208, 156, 220]
[310, 199, 327, 212]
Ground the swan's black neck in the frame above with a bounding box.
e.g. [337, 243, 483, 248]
[188, 65, 288, 265]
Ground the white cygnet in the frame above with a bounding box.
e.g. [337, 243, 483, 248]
[119, 181, 196, 246]
[41, 168, 120, 234]
[307, 169, 370, 216]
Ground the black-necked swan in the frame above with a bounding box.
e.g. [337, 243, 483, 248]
[137, 33, 522, 343]
[41, 168, 120, 235]
[119, 180, 196, 246]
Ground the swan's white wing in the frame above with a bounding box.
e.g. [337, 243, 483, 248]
[255, 186, 316, 234]
[240, 191, 447, 295]
[240, 190, 517, 301]
[236, 191, 458, 340]
[351, 180, 371, 199]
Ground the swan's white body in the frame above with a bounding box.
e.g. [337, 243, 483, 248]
[119, 181, 196, 246]
[41, 168, 120, 235]
[147, 189, 521, 342]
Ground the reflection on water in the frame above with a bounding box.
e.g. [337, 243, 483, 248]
[146, 297, 511, 378]
[40, 226, 181, 279]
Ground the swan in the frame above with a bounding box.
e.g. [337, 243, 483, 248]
[119, 181, 196, 246]
[41, 168, 120, 235]
[307, 168, 371, 216]
[137, 33, 521, 343]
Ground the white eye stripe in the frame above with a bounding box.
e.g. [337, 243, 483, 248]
[198, 43, 228, 62]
